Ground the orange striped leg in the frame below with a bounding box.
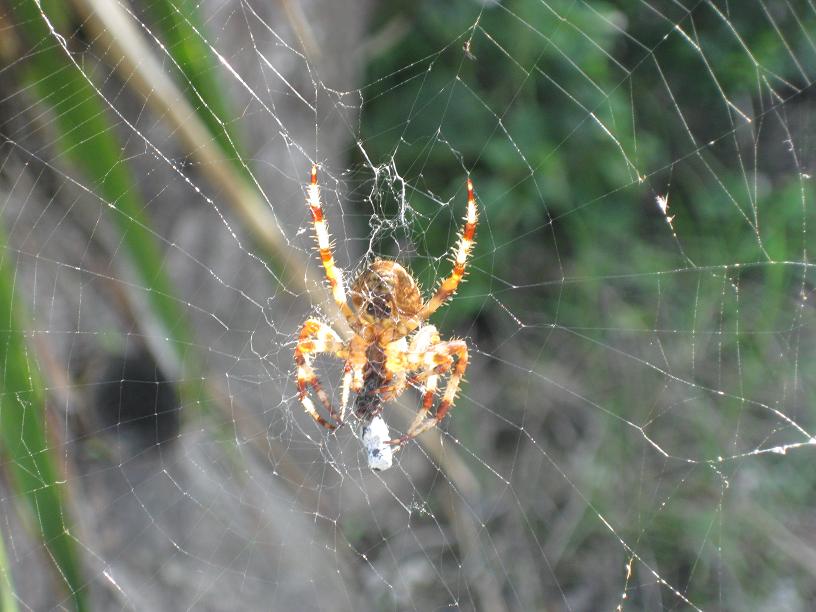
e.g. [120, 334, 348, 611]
[403, 323, 440, 397]
[339, 346, 369, 423]
[403, 335, 448, 438]
[408, 372, 440, 433]
[348, 335, 367, 395]
[306, 165, 355, 326]
[379, 325, 439, 401]
[419, 178, 478, 320]
[388, 340, 469, 446]
[294, 319, 348, 429]
[377, 371, 406, 403]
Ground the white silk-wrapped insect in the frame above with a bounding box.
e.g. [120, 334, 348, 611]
[361, 416, 393, 471]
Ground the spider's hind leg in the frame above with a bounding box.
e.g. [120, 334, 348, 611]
[294, 319, 349, 430]
[388, 338, 469, 446]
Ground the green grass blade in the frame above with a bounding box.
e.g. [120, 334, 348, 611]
[10, 1, 206, 404]
[0, 520, 20, 612]
[0, 225, 85, 609]
[147, 0, 248, 172]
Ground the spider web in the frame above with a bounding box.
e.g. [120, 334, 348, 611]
[0, 0, 814, 610]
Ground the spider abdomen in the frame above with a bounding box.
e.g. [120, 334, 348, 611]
[354, 370, 383, 419]
[354, 345, 386, 419]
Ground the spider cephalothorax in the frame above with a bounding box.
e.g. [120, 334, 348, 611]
[294, 165, 477, 446]
[351, 260, 422, 341]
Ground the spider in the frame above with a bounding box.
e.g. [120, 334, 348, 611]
[294, 165, 477, 447]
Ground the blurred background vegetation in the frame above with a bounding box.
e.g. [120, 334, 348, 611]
[0, 0, 814, 610]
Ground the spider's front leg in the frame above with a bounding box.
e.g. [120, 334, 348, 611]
[306, 165, 356, 328]
[417, 178, 478, 322]
[388, 337, 469, 446]
[294, 318, 350, 429]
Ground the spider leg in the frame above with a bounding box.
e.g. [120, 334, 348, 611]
[404, 324, 440, 407]
[406, 372, 440, 434]
[294, 319, 349, 429]
[340, 338, 368, 423]
[379, 325, 439, 402]
[418, 178, 477, 321]
[377, 372, 405, 403]
[306, 165, 356, 327]
[388, 338, 469, 446]
[339, 362, 352, 425]
[347, 335, 367, 395]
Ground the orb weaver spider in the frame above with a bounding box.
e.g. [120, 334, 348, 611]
[294, 165, 477, 447]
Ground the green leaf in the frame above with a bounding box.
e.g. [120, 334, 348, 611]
[0, 225, 85, 610]
[10, 0, 206, 404]
[0, 517, 20, 612]
[147, 0, 248, 173]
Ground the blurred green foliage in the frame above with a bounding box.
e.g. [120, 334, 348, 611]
[0, 0, 247, 605]
[359, 1, 814, 324]
[10, 0, 201, 386]
[0, 222, 85, 610]
[146, 0, 249, 175]
[357, 1, 816, 607]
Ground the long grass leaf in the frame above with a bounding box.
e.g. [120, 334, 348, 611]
[0, 224, 85, 609]
[0, 518, 20, 612]
[10, 1, 206, 401]
[147, 0, 248, 173]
